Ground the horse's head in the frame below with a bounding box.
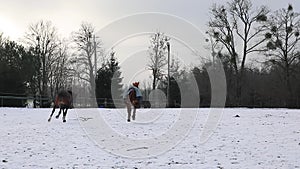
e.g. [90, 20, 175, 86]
[133, 82, 139, 87]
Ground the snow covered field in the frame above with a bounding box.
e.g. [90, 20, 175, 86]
[0, 108, 299, 169]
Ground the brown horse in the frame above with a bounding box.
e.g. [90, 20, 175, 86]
[48, 90, 73, 123]
[124, 83, 142, 122]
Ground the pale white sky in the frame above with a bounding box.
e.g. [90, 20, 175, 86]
[1, 0, 300, 85]
[1, 0, 299, 40]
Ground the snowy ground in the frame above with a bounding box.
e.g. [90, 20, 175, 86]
[0, 108, 299, 169]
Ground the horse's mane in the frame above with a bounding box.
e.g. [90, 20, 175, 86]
[67, 90, 72, 96]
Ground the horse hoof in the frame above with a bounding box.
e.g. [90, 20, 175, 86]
[127, 119, 130, 122]
[63, 120, 66, 123]
[48, 119, 51, 122]
[55, 116, 59, 119]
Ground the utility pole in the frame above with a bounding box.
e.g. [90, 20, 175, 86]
[167, 41, 170, 108]
[93, 34, 97, 77]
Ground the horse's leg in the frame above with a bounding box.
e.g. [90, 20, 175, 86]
[62, 108, 68, 123]
[55, 108, 62, 119]
[126, 101, 132, 122]
[48, 106, 56, 122]
[132, 107, 136, 121]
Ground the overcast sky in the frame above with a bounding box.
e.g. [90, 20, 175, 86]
[1, 0, 299, 40]
[1, 0, 300, 85]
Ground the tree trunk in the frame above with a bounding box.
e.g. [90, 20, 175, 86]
[285, 66, 293, 107]
[88, 57, 97, 108]
[235, 70, 242, 106]
[42, 53, 48, 107]
[152, 69, 157, 90]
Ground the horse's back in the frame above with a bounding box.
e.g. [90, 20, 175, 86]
[128, 89, 143, 108]
[128, 88, 136, 102]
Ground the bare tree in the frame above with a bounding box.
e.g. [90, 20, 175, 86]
[207, 0, 269, 105]
[148, 32, 170, 90]
[72, 22, 102, 107]
[0, 32, 8, 46]
[264, 4, 300, 105]
[24, 20, 59, 107]
[170, 56, 185, 78]
[48, 40, 73, 99]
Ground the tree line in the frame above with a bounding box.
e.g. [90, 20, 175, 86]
[0, 0, 299, 108]
[158, 1, 300, 108]
[141, 0, 300, 108]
